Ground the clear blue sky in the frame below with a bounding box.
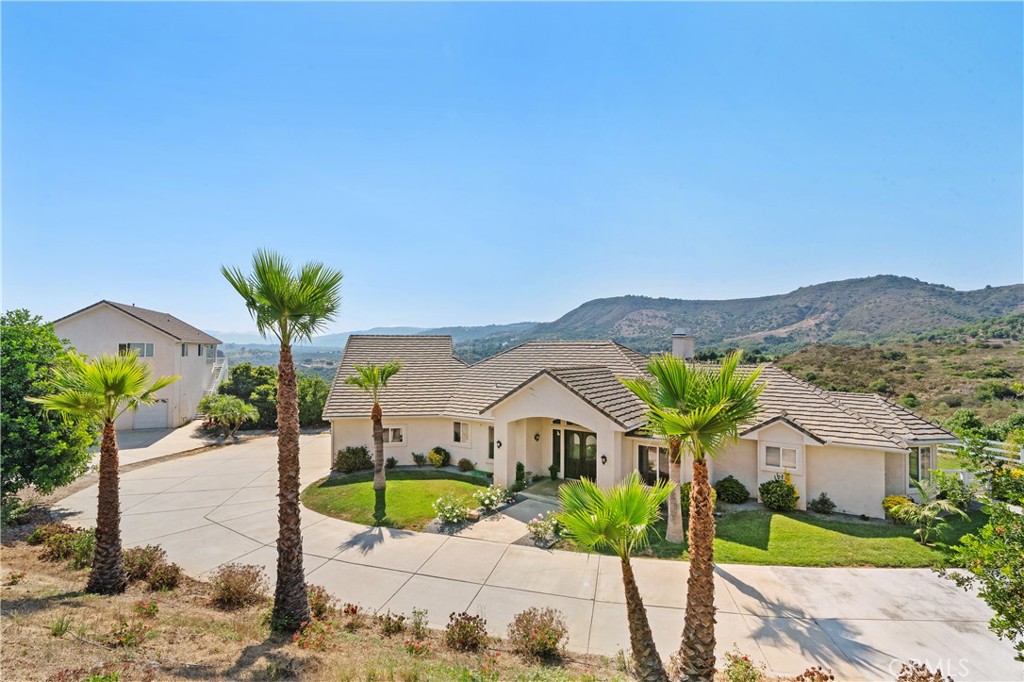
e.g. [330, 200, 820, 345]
[3, 2, 1022, 334]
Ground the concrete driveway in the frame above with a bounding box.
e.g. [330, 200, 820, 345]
[54, 435, 1022, 681]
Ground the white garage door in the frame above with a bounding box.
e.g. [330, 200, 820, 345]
[133, 401, 169, 429]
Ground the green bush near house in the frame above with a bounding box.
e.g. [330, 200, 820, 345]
[714, 475, 750, 504]
[333, 446, 372, 474]
[759, 474, 799, 512]
[428, 446, 451, 468]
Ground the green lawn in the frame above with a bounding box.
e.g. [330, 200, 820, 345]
[301, 469, 489, 530]
[561, 508, 989, 568]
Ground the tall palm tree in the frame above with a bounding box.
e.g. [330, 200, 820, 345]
[641, 352, 763, 682]
[558, 473, 674, 682]
[620, 354, 697, 543]
[344, 362, 402, 522]
[222, 249, 342, 632]
[29, 353, 178, 594]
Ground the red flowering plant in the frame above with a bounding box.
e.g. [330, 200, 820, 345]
[293, 618, 333, 651]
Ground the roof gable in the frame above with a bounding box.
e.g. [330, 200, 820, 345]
[53, 300, 221, 345]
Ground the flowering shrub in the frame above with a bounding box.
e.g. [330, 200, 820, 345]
[428, 446, 451, 468]
[132, 599, 159, 618]
[895, 661, 955, 682]
[883, 495, 913, 520]
[472, 485, 508, 512]
[123, 545, 167, 583]
[526, 512, 560, 541]
[991, 466, 1024, 504]
[340, 603, 367, 631]
[722, 647, 766, 682]
[410, 608, 429, 640]
[145, 561, 182, 592]
[443, 611, 488, 651]
[434, 492, 470, 524]
[376, 610, 406, 636]
[758, 474, 799, 512]
[507, 607, 568, 659]
[293, 618, 333, 651]
[795, 666, 835, 682]
[404, 639, 431, 656]
[307, 584, 336, 619]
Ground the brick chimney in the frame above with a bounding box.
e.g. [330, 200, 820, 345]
[671, 328, 695, 360]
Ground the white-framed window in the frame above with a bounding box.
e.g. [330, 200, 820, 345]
[382, 426, 405, 445]
[637, 443, 670, 485]
[909, 446, 933, 483]
[119, 342, 154, 358]
[453, 421, 471, 446]
[760, 442, 801, 473]
[181, 344, 188, 357]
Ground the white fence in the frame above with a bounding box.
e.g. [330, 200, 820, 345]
[938, 439, 1024, 467]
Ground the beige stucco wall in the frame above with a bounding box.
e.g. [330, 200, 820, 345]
[885, 451, 907, 497]
[753, 422, 809, 510]
[806, 446, 887, 518]
[330, 416, 495, 472]
[488, 374, 624, 488]
[54, 305, 216, 429]
[710, 438, 757, 495]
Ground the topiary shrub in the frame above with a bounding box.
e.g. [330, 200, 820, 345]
[680, 482, 717, 518]
[714, 475, 750, 504]
[807, 492, 836, 515]
[758, 474, 799, 512]
[457, 458, 475, 472]
[507, 607, 568, 660]
[428, 446, 451, 468]
[333, 446, 372, 473]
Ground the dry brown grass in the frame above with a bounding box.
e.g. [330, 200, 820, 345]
[0, 538, 629, 682]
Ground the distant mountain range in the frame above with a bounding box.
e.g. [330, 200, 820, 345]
[211, 275, 1024, 360]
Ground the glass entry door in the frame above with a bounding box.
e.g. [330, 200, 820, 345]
[564, 430, 597, 480]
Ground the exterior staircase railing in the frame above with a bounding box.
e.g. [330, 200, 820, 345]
[194, 358, 229, 419]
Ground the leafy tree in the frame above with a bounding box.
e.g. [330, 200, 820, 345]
[642, 352, 763, 682]
[29, 353, 178, 594]
[218, 362, 278, 428]
[558, 473, 674, 682]
[297, 374, 330, 427]
[223, 249, 342, 633]
[198, 394, 259, 438]
[1, 310, 96, 507]
[344, 362, 402, 522]
[945, 503, 1024, 661]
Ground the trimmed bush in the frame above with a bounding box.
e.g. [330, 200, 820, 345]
[333, 446, 372, 474]
[507, 607, 568, 659]
[123, 545, 167, 583]
[428, 446, 451, 468]
[457, 458, 475, 472]
[680, 482, 718, 517]
[444, 611, 487, 651]
[807, 492, 837, 515]
[883, 495, 912, 519]
[515, 461, 525, 483]
[758, 474, 799, 512]
[146, 562, 183, 591]
[714, 475, 750, 504]
[385, 456, 398, 470]
[411, 452, 427, 467]
[210, 564, 268, 609]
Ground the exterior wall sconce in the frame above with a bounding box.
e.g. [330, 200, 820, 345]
[534, 433, 541, 441]
[496, 441, 502, 449]
[600, 455, 608, 465]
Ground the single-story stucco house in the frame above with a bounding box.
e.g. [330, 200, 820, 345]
[53, 300, 226, 430]
[323, 331, 956, 518]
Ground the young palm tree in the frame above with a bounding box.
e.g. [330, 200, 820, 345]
[620, 354, 698, 543]
[644, 352, 763, 682]
[902, 479, 968, 544]
[29, 353, 178, 594]
[344, 362, 402, 522]
[558, 472, 674, 682]
[222, 249, 342, 632]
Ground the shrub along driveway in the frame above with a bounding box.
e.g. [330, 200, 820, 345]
[52, 435, 1021, 681]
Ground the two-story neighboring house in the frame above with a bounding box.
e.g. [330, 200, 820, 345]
[53, 300, 226, 430]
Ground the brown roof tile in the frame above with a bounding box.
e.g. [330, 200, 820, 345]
[55, 300, 221, 345]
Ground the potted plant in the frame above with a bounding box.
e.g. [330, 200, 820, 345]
[548, 464, 559, 481]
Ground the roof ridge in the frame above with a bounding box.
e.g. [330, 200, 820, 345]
[867, 393, 957, 438]
[609, 340, 651, 373]
[348, 334, 453, 339]
[765, 366, 906, 448]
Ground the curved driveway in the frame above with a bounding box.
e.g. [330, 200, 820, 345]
[55, 434, 1021, 682]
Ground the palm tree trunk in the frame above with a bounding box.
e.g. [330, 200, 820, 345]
[677, 454, 717, 682]
[371, 403, 385, 490]
[271, 344, 310, 632]
[666, 439, 684, 544]
[621, 557, 669, 682]
[86, 420, 126, 594]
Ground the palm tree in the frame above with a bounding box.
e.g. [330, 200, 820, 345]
[344, 362, 402, 522]
[621, 354, 698, 543]
[642, 352, 763, 682]
[29, 353, 178, 594]
[558, 472, 674, 682]
[903, 479, 968, 544]
[222, 249, 342, 632]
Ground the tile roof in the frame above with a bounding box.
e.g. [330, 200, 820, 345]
[54, 300, 221, 345]
[323, 336, 953, 451]
[322, 336, 466, 418]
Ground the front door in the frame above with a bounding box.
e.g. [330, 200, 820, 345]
[564, 430, 597, 480]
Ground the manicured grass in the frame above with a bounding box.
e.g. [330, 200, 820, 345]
[301, 469, 489, 530]
[562, 508, 989, 568]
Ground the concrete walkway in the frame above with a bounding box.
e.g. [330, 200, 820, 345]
[55, 435, 1022, 681]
